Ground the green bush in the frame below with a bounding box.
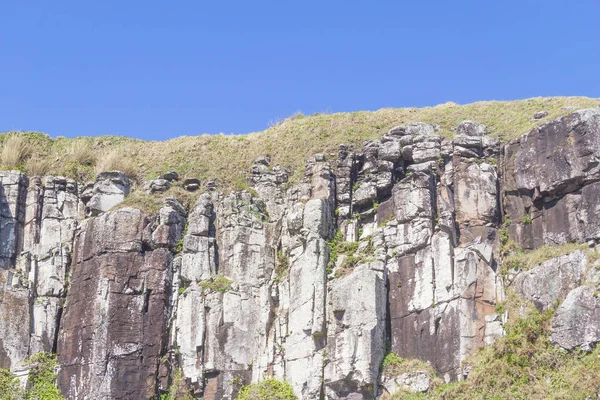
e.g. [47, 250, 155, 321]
[0, 369, 24, 400]
[198, 275, 233, 293]
[24, 352, 65, 400]
[274, 249, 290, 284]
[161, 369, 193, 400]
[236, 378, 297, 400]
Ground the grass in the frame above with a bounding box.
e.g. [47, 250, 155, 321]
[236, 377, 297, 400]
[25, 154, 52, 176]
[69, 140, 96, 166]
[115, 185, 201, 214]
[0, 134, 32, 170]
[0, 97, 596, 188]
[95, 149, 139, 181]
[326, 230, 376, 277]
[429, 302, 600, 400]
[500, 242, 590, 277]
[383, 295, 600, 400]
[381, 352, 435, 376]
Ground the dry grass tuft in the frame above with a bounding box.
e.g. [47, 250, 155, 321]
[24, 155, 52, 177]
[0, 135, 32, 169]
[95, 149, 139, 181]
[69, 141, 96, 166]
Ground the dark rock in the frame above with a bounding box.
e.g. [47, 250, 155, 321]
[183, 178, 201, 192]
[533, 110, 548, 119]
[161, 170, 179, 181]
[253, 155, 271, 166]
[148, 178, 171, 194]
[206, 180, 219, 191]
[57, 209, 173, 399]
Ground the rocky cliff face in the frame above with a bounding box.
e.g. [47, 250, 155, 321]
[1, 109, 599, 399]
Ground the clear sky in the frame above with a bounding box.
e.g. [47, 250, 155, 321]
[1, 1, 599, 140]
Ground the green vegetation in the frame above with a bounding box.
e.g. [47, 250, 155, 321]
[430, 302, 600, 400]
[500, 242, 590, 276]
[0, 369, 23, 400]
[24, 352, 65, 400]
[274, 249, 290, 284]
[522, 214, 532, 225]
[372, 201, 379, 213]
[236, 377, 297, 400]
[160, 369, 193, 400]
[381, 352, 434, 376]
[1, 97, 597, 189]
[116, 185, 200, 214]
[198, 275, 233, 294]
[326, 231, 375, 277]
[382, 295, 600, 399]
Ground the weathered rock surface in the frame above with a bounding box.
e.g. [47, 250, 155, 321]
[380, 370, 432, 395]
[57, 207, 181, 399]
[550, 285, 600, 351]
[513, 250, 589, 311]
[1, 109, 600, 399]
[85, 171, 131, 216]
[502, 108, 600, 249]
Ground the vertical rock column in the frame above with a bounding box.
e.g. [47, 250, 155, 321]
[382, 122, 503, 381]
[23, 176, 82, 355]
[174, 192, 276, 400]
[282, 157, 335, 399]
[57, 207, 182, 399]
[0, 171, 29, 369]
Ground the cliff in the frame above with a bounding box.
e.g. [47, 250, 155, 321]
[1, 99, 600, 399]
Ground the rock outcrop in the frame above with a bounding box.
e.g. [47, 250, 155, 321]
[0, 108, 600, 399]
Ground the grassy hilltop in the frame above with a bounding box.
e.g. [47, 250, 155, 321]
[1, 96, 598, 189]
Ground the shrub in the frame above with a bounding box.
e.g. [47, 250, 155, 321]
[198, 275, 233, 293]
[522, 214, 532, 225]
[433, 300, 600, 400]
[0, 369, 23, 400]
[274, 249, 290, 284]
[1, 135, 32, 169]
[236, 378, 297, 400]
[161, 369, 193, 400]
[24, 352, 65, 400]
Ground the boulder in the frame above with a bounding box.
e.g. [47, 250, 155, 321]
[455, 121, 488, 137]
[550, 286, 600, 351]
[161, 170, 179, 181]
[86, 171, 131, 216]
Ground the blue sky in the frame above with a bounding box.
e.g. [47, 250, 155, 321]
[1, 1, 599, 140]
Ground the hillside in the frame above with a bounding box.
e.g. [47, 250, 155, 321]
[2, 96, 598, 189]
